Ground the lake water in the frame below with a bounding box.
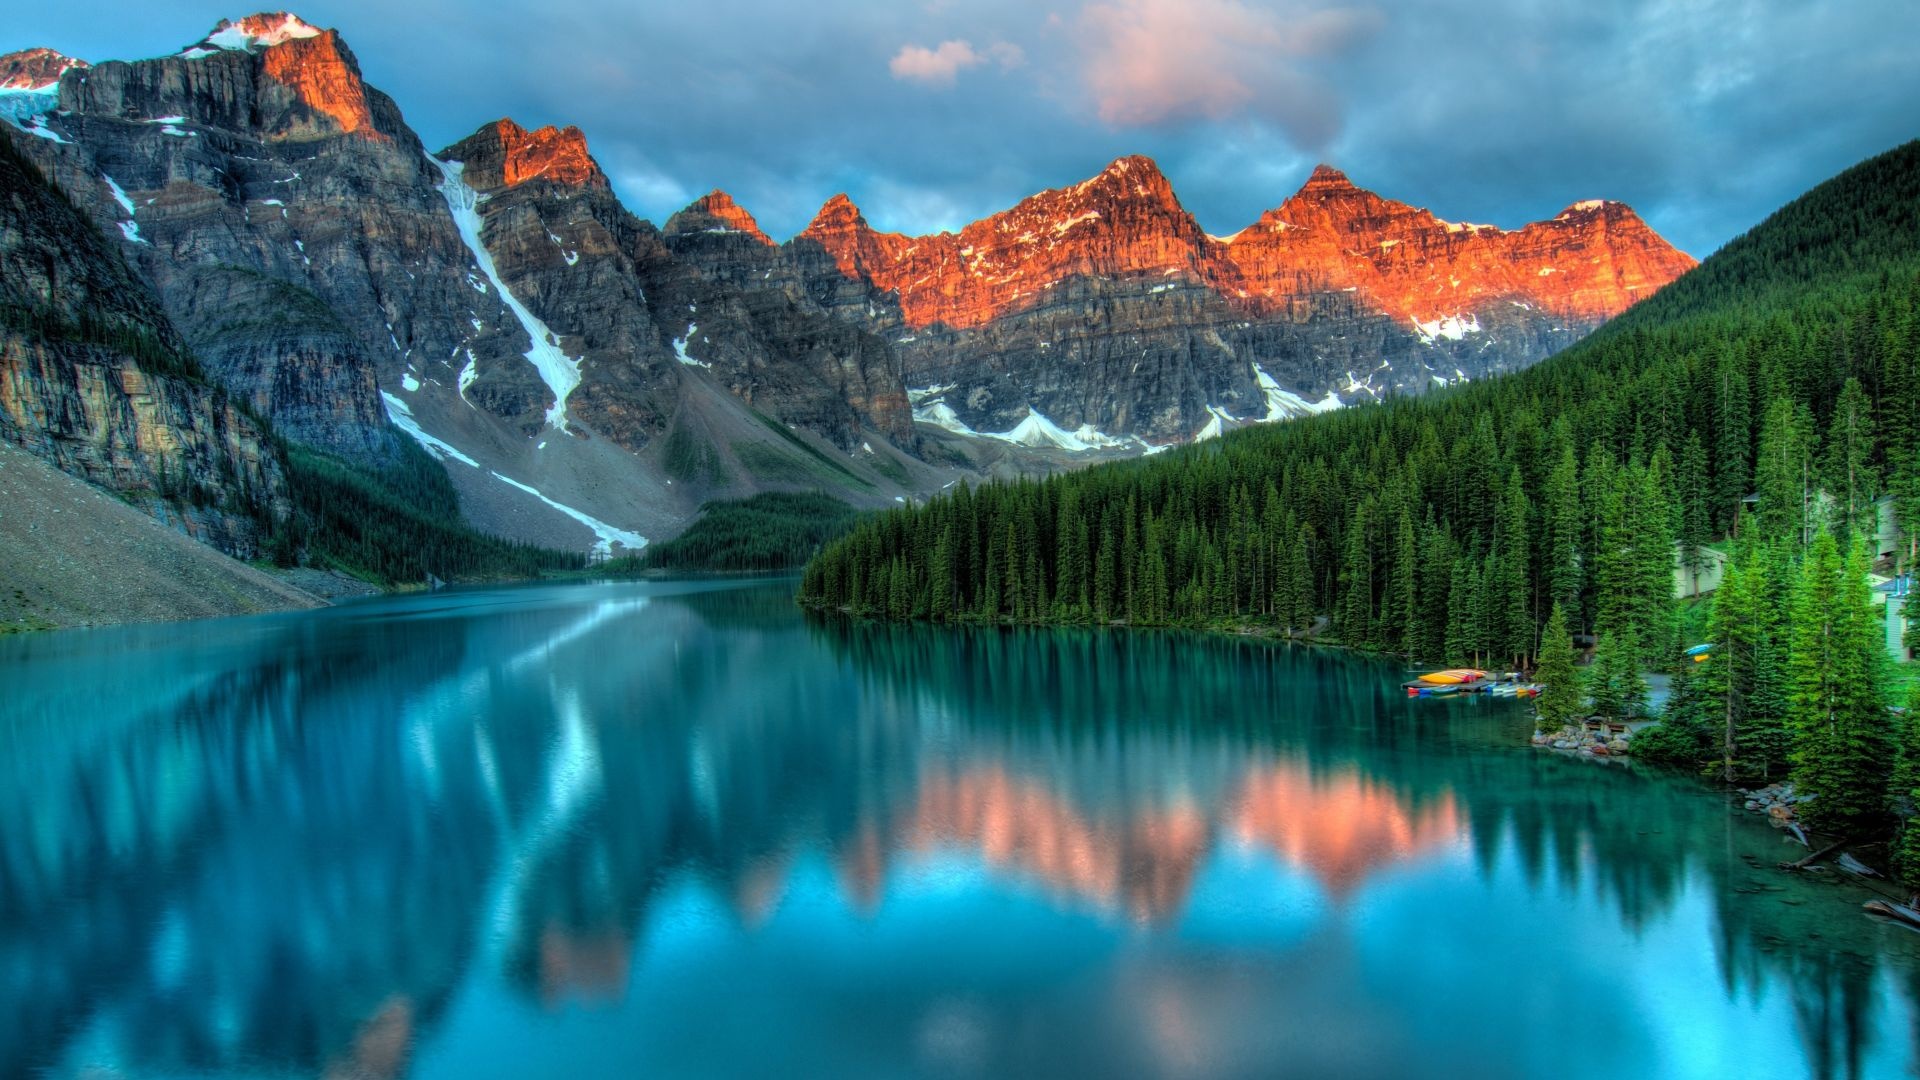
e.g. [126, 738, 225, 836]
[5, 578, 1920, 1078]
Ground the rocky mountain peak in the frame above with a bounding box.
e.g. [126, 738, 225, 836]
[184, 12, 327, 56]
[794, 154, 1233, 332]
[1219, 163, 1696, 326]
[1275, 163, 1398, 223]
[159, 13, 383, 138]
[1299, 163, 1357, 193]
[1057, 154, 1180, 213]
[441, 119, 606, 192]
[676, 190, 773, 245]
[805, 193, 869, 233]
[0, 47, 88, 90]
[1553, 198, 1617, 220]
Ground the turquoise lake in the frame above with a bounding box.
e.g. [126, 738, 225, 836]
[4, 577, 1919, 1078]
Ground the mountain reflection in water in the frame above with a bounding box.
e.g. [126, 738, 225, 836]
[1, 579, 1917, 1079]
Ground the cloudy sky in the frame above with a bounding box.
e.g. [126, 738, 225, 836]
[16, 0, 1918, 256]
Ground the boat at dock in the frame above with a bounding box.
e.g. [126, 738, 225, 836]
[1417, 668, 1489, 685]
[1403, 668, 1542, 699]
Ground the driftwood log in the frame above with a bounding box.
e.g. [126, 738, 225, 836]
[1780, 839, 1849, 872]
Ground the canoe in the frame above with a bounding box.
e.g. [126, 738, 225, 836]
[1684, 644, 1713, 657]
[1490, 683, 1543, 697]
[1418, 668, 1489, 685]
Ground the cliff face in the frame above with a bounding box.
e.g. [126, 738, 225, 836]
[798, 156, 1241, 332]
[0, 130, 290, 557]
[438, 118, 912, 452]
[7, 22, 457, 465]
[656, 192, 914, 447]
[787, 158, 1695, 440]
[1222, 165, 1694, 326]
[2, 16, 927, 551]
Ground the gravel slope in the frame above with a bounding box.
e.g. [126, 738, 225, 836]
[0, 443, 323, 630]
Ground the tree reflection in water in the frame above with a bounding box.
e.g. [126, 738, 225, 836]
[0, 580, 1915, 1078]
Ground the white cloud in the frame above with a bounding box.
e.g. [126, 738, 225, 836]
[1075, 0, 1378, 141]
[889, 38, 1025, 87]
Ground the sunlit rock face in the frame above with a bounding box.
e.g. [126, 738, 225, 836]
[444, 119, 605, 192]
[787, 158, 1694, 441]
[799, 155, 1235, 332]
[672, 190, 775, 247]
[0, 47, 86, 90]
[1222, 165, 1694, 326]
[5, 15, 456, 465]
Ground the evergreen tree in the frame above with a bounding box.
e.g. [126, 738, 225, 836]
[930, 525, 955, 621]
[1635, 650, 1717, 769]
[1284, 522, 1315, 635]
[1755, 396, 1807, 545]
[1544, 438, 1585, 622]
[1533, 603, 1582, 732]
[1825, 376, 1878, 539]
[1892, 687, 1920, 881]
[1588, 631, 1647, 720]
[1786, 530, 1893, 832]
[1493, 467, 1533, 665]
[1676, 430, 1713, 596]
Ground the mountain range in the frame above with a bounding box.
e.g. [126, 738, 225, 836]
[0, 11, 1693, 560]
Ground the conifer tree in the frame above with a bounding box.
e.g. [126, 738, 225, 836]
[1534, 603, 1582, 732]
[1284, 522, 1314, 635]
[1825, 376, 1878, 539]
[1636, 650, 1718, 768]
[1588, 631, 1647, 719]
[1714, 355, 1753, 534]
[1676, 430, 1713, 596]
[1891, 686, 1920, 881]
[930, 526, 955, 621]
[1544, 439, 1584, 621]
[1786, 530, 1893, 832]
[1755, 396, 1807, 545]
[1494, 467, 1533, 665]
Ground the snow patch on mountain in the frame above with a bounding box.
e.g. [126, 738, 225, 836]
[1253, 364, 1342, 421]
[382, 392, 479, 467]
[0, 85, 66, 141]
[1412, 314, 1481, 344]
[488, 472, 646, 555]
[100, 175, 148, 245]
[194, 13, 324, 53]
[457, 349, 478, 404]
[431, 154, 582, 431]
[1194, 405, 1241, 442]
[910, 388, 1140, 452]
[0, 84, 58, 124]
[673, 326, 709, 368]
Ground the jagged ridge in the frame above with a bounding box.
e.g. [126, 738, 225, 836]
[795, 156, 1692, 331]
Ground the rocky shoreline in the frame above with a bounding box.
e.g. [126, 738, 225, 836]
[1531, 722, 1634, 757]
[1740, 781, 1814, 834]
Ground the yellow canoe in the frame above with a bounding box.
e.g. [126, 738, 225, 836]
[1418, 668, 1489, 685]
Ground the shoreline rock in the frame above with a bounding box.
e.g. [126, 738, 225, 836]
[1531, 722, 1633, 759]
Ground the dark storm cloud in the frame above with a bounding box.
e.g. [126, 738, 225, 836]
[15, 0, 1918, 255]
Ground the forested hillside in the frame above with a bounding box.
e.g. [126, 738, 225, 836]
[608, 492, 857, 574]
[801, 141, 1920, 684]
